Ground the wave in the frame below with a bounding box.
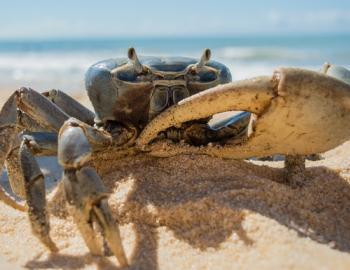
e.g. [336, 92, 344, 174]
[215, 46, 320, 62]
[0, 46, 347, 92]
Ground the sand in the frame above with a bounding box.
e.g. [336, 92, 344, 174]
[0, 142, 349, 269]
[0, 90, 349, 269]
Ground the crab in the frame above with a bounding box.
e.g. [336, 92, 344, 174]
[0, 48, 350, 267]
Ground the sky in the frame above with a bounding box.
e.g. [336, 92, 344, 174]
[0, 0, 350, 39]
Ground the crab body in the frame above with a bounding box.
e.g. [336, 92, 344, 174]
[85, 51, 231, 128]
[0, 48, 350, 268]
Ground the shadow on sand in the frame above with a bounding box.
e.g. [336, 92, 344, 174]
[27, 154, 350, 269]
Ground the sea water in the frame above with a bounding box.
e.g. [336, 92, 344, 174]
[0, 34, 349, 92]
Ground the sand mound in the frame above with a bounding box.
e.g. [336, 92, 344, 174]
[1, 142, 350, 269]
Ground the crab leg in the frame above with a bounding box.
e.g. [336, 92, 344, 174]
[16, 87, 69, 131]
[0, 88, 68, 207]
[285, 155, 306, 187]
[0, 93, 19, 166]
[0, 87, 68, 176]
[43, 89, 95, 125]
[63, 168, 105, 257]
[58, 118, 128, 266]
[20, 141, 58, 252]
[92, 201, 127, 265]
[17, 111, 48, 132]
[0, 93, 26, 210]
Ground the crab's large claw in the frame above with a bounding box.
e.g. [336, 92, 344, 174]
[138, 68, 350, 159]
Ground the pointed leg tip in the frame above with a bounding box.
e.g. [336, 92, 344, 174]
[42, 235, 59, 253]
[16, 203, 28, 212]
[117, 256, 129, 268]
[48, 243, 59, 253]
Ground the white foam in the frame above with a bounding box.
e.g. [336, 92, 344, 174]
[215, 46, 319, 62]
[0, 48, 342, 92]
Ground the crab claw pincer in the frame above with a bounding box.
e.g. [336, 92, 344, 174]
[138, 68, 350, 159]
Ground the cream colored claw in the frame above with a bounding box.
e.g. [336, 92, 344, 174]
[139, 68, 350, 159]
[137, 75, 276, 146]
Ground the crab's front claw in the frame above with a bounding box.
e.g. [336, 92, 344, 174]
[137, 75, 276, 146]
[139, 68, 350, 159]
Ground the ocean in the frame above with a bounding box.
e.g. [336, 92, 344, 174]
[0, 34, 349, 93]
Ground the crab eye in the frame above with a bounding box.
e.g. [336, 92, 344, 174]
[150, 87, 169, 112]
[198, 70, 217, 82]
[172, 86, 189, 103]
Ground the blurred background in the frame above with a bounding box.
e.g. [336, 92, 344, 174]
[0, 0, 349, 94]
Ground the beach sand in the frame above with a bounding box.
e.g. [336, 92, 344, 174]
[0, 90, 349, 269]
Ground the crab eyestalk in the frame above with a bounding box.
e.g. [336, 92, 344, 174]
[197, 48, 211, 68]
[127, 47, 144, 74]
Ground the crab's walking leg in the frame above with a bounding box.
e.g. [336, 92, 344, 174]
[58, 118, 128, 267]
[0, 88, 68, 208]
[19, 140, 58, 252]
[43, 89, 95, 125]
[0, 93, 27, 210]
[285, 155, 306, 187]
[4, 88, 94, 199]
[15, 87, 70, 131]
[0, 87, 76, 251]
[92, 201, 127, 264]
[63, 168, 105, 257]
[0, 93, 19, 169]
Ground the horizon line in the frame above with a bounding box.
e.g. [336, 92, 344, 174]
[0, 32, 350, 42]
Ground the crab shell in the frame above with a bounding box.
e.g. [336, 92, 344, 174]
[85, 55, 231, 127]
[137, 67, 350, 158]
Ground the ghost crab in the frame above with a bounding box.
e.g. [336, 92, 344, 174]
[0, 48, 350, 267]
